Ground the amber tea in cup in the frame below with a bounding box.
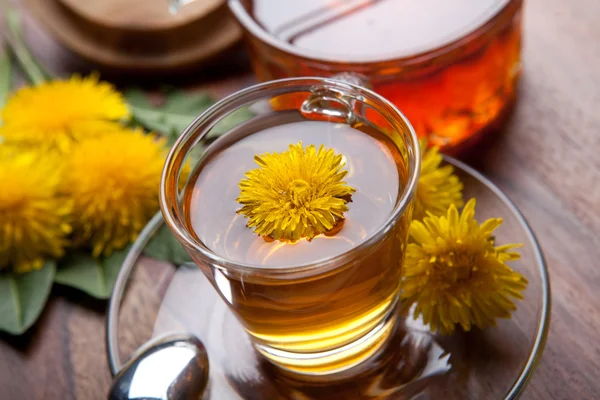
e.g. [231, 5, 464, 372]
[229, 0, 523, 153]
[160, 78, 420, 375]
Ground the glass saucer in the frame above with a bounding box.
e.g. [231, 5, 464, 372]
[107, 157, 550, 399]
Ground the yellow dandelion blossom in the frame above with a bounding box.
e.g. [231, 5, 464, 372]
[0, 75, 129, 152]
[401, 199, 528, 335]
[414, 141, 463, 220]
[65, 128, 166, 257]
[237, 142, 355, 242]
[0, 147, 72, 273]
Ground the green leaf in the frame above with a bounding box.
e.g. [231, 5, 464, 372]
[124, 88, 153, 108]
[127, 89, 217, 142]
[0, 262, 56, 335]
[0, 41, 12, 110]
[162, 90, 214, 113]
[54, 246, 130, 299]
[4, 8, 51, 85]
[126, 86, 255, 151]
[144, 224, 192, 265]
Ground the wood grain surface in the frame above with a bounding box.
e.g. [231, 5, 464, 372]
[1, 0, 599, 398]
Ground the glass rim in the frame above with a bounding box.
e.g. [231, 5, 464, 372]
[159, 77, 421, 277]
[228, 0, 520, 65]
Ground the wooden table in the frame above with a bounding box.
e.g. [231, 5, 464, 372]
[1, 0, 599, 398]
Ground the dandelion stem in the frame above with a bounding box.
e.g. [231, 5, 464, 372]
[0, 41, 11, 110]
[4, 8, 52, 85]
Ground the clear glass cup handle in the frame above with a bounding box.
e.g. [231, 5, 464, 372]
[300, 72, 372, 124]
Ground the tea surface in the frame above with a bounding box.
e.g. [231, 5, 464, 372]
[186, 120, 400, 268]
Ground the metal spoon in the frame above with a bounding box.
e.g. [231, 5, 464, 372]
[108, 333, 209, 400]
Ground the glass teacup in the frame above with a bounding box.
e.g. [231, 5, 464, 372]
[159, 77, 420, 376]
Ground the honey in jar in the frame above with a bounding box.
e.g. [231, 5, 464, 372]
[229, 0, 523, 153]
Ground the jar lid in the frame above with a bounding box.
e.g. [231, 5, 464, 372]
[60, 0, 223, 30]
[235, 0, 510, 63]
[25, 0, 242, 73]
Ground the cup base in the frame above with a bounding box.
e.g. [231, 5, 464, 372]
[254, 309, 398, 376]
[257, 315, 451, 399]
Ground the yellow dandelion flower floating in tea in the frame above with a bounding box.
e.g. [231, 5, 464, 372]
[414, 141, 463, 220]
[0, 147, 72, 273]
[65, 128, 166, 257]
[0, 75, 129, 152]
[237, 142, 355, 242]
[401, 199, 528, 335]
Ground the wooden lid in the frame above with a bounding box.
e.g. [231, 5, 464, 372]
[59, 0, 223, 31]
[24, 0, 242, 73]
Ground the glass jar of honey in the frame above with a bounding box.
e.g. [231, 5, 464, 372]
[229, 0, 523, 153]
